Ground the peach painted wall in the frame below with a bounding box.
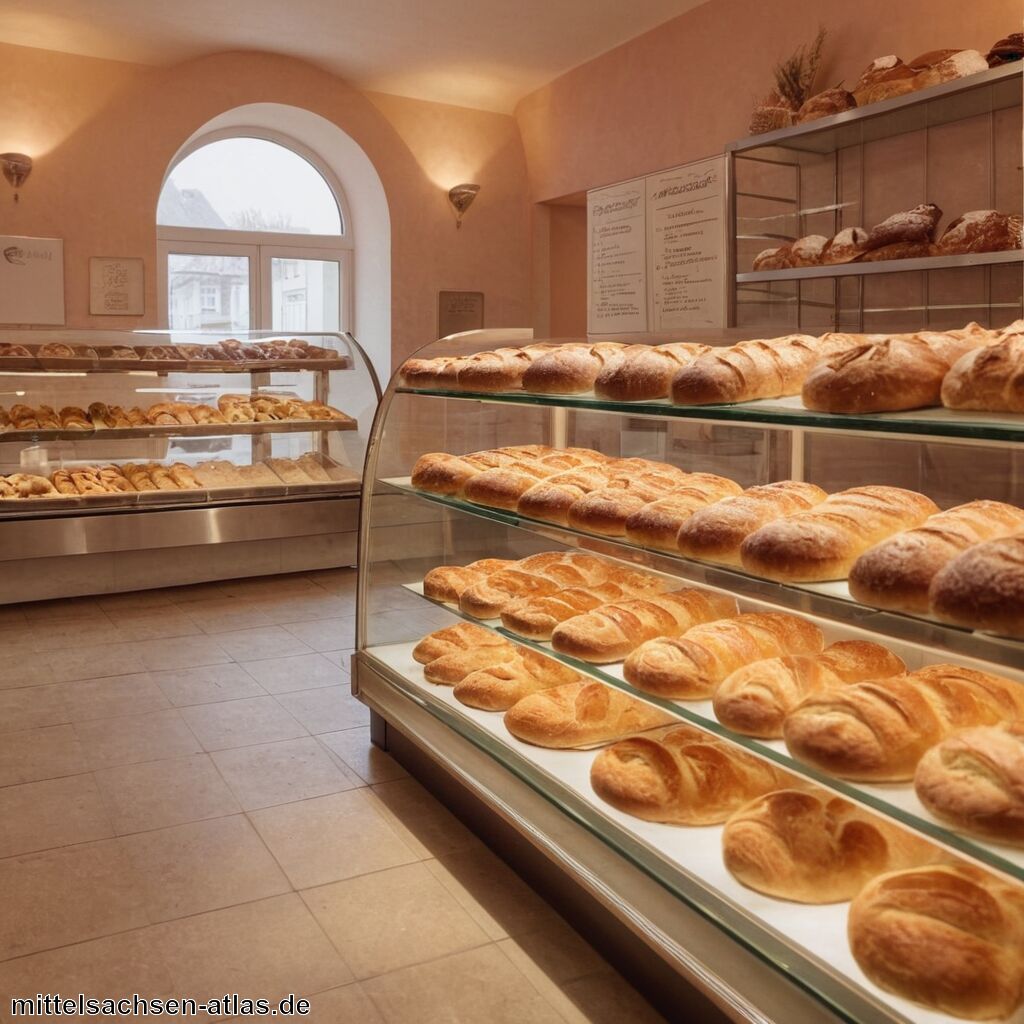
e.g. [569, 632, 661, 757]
[548, 204, 587, 337]
[0, 42, 532, 371]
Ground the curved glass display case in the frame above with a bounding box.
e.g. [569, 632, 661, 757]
[354, 330, 1024, 1024]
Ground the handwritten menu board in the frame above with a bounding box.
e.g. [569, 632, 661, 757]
[587, 180, 648, 334]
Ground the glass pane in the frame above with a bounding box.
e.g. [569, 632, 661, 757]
[271, 258, 340, 332]
[158, 138, 342, 234]
[167, 253, 250, 332]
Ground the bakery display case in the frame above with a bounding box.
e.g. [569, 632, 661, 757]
[354, 330, 1024, 1024]
[0, 329, 380, 599]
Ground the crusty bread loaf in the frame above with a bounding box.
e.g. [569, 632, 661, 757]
[521, 343, 628, 395]
[867, 204, 942, 250]
[411, 452, 483, 495]
[462, 464, 552, 511]
[929, 535, 1024, 637]
[594, 343, 711, 401]
[422, 641, 517, 685]
[590, 723, 787, 825]
[712, 640, 905, 738]
[623, 612, 823, 700]
[503, 681, 676, 748]
[517, 467, 613, 525]
[622, 473, 743, 549]
[942, 332, 1024, 412]
[820, 227, 871, 264]
[740, 485, 939, 582]
[849, 500, 1024, 613]
[796, 88, 856, 123]
[913, 48, 989, 90]
[453, 649, 581, 711]
[422, 558, 517, 603]
[857, 240, 935, 261]
[551, 588, 738, 664]
[455, 346, 545, 392]
[412, 622, 508, 664]
[783, 664, 1024, 781]
[937, 209, 1023, 256]
[566, 474, 685, 536]
[752, 245, 792, 271]
[723, 789, 938, 903]
[849, 864, 1024, 1020]
[788, 235, 829, 267]
[852, 55, 917, 105]
[676, 481, 827, 566]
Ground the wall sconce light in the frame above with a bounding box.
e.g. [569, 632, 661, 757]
[1, 153, 32, 203]
[448, 183, 480, 229]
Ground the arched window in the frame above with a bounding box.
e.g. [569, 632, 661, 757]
[157, 132, 352, 333]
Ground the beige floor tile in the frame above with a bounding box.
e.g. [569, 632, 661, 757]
[318, 727, 407, 785]
[0, 649, 55, 690]
[107, 607, 203, 642]
[266, 595, 356, 624]
[151, 663, 265, 707]
[47, 642, 146, 683]
[21, 599, 110, 624]
[155, 894, 352, 1002]
[31, 620, 131, 652]
[280, 617, 356, 654]
[361, 945, 565, 1024]
[93, 753, 240, 835]
[248, 790, 419, 889]
[162, 581, 231, 603]
[303, 862, 490, 979]
[0, 724, 85, 787]
[371, 778, 479, 859]
[219, 575, 320, 599]
[0, 683, 68, 733]
[130, 635, 232, 672]
[0, 839, 148, 959]
[120, 815, 290, 923]
[559, 970, 666, 1023]
[73, 709, 202, 771]
[303, 984, 385, 1024]
[496, 917, 608, 987]
[240, 653, 344, 694]
[212, 737, 360, 810]
[183, 598, 280, 635]
[54, 672, 171, 722]
[216, 625, 314, 662]
[322, 649, 354, 671]
[181, 696, 307, 751]
[274, 686, 368, 735]
[0, 774, 113, 857]
[98, 588, 177, 610]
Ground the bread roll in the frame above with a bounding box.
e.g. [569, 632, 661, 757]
[848, 864, 1024, 1019]
[740, 485, 939, 582]
[551, 588, 738, 664]
[517, 466, 613, 525]
[463, 464, 552, 511]
[521, 343, 628, 395]
[677, 481, 827, 566]
[590, 723, 787, 825]
[624, 612, 823, 700]
[622, 474, 743, 549]
[566, 473, 685, 536]
[422, 641, 517, 685]
[723, 790, 938, 903]
[942, 332, 1024, 412]
[504, 681, 676, 748]
[411, 453, 483, 495]
[783, 664, 1024, 781]
[915, 722, 1024, 844]
[412, 622, 508, 664]
[849, 501, 1024, 613]
[820, 227, 871, 265]
[712, 640, 905, 738]
[593, 343, 711, 401]
[937, 209, 1023, 256]
[422, 558, 516, 603]
[454, 649, 581, 711]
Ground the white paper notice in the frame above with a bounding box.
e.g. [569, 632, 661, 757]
[587, 180, 648, 334]
[647, 157, 726, 330]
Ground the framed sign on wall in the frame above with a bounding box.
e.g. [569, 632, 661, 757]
[90, 257, 145, 316]
[0, 236, 65, 325]
[438, 290, 484, 338]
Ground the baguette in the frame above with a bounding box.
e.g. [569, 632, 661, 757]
[914, 722, 1024, 844]
[590, 723, 787, 825]
[422, 641, 517, 685]
[739, 485, 939, 582]
[593, 343, 711, 402]
[783, 664, 1024, 781]
[723, 789, 939, 904]
[623, 612, 823, 700]
[412, 622, 508, 664]
[521, 343, 629, 395]
[942, 332, 1024, 412]
[712, 640, 905, 738]
[551, 588, 738, 664]
[676, 481, 827, 565]
[848, 500, 1024, 613]
[623, 474, 743, 549]
[848, 864, 1024, 1020]
[453, 650, 581, 711]
[503, 680, 676, 748]
[422, 559, 517, 603]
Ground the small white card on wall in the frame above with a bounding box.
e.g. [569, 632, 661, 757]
[90, 257, 144, 316]
[0, 235, 65, 325]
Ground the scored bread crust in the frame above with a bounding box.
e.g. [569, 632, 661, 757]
[453, 649, 581, 711]
[929, 535, 1024, 636]
[942, 332, 1024, 413]
[594, 343, 711, 401]
[622, 474, 743, 550]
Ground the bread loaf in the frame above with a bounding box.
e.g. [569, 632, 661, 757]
[551, 588, 738, 664]
[867, 204, 942, 250]
[453, 649, 581, 711]
[852, 55, 918, 105]
[676, 481, 827, 566]
[517, 467, 613, 525]
[723, 790, 938, 903]
[942, 332, 1024, 412]
[622, 474, 743, 549]
[849, 501, 1024, 613]
[411, 453, 484, 495]
[712, 640, 905, 738]
[504, 681, 676, 748]
[594, 343, 711, 401]
[423, 559, 516, 603]
[752, 246, 792, 272]
[455, 347, 535, 392]
[796, 88, 856, 123]
[937, 210, 1023, 256]
[783, 664, 1024, 781]
[566, 474, 685, 536]
[412, 622, 508, 664]
[624, 612, 823, 700]
[849, 864, 1024, 1019]
[422, 641, 518, 685]
[788, 235, 829, 267]
[463, 464, 552, 511]
[820, 227, 871, 264]
[913, 48, 989, 90]
[914, 722, 1024, 844]
[987, 32, 1024, 66]
[857, 240, 935, 261]
[740, 485, 939, 582]
[521, 343, 628, 395]
[590, 723, 787, 825]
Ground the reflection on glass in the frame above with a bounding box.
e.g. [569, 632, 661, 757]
[271, 258, 340, 332]
[167, 254, 250, 332]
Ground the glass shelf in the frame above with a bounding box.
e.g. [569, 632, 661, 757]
[0, 419, 356, 444]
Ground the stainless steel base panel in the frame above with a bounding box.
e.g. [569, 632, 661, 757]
[354, 655, 841, 1024]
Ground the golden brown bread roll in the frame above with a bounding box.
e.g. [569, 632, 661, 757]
[848, 500, 1024, 614]
[462, 464, 553, 511]
[410, 452, 488, 495]
[914, 722, 1024, 844]
[848, 864, 1024, 1020]
[622, 474, 743, 550]
[412, 622, 508, 664]
[593, 343, 711, 401]
[722, 789, 939, 903]
[739, 485, 939, 582]
[942, 331, 1024, 413]
[929, 535, 1024, 637]
[455, 347, 537, 392]
[676, 481, 827, 566]
[712, 640, 905, 739]
[504, 680, 676, 748]
[590, 723, 788, 825]
[517, 466, 613, 525]
[623, 612, 823, 700]
[521, 343, 628, 395]
[422, 641, 517, 685]
[422, 558, 517, 604]
[453, 649, 581, 711]
[565, 473, 685, 536]
[783, 664, 1024, 782]
[551, 588, 738, 664]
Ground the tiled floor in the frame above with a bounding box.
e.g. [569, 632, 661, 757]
[0, 570, 665, 1023]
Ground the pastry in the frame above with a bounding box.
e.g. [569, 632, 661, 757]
[7, 474, 58, 498]
[929, 535, 1024, 636]
[97, 465, 134, 493]
[454, 649, 581, 711]
[265, 458, 314, 485]
[937, 210, 1023, 255]
[36, 343, 75, 359]
[412, 622, 508, 664]
[593, 343, 711, 401]
[51, 469, 78, 496]
[852, 55, 918, 105]
[0, 343, 34, 359]
[819, 227, 871, 264]
[796, 87, 856, 123]
[122, 463, 158, 491]
[59, 406, 91, 430]
[145, 403, 179, 426]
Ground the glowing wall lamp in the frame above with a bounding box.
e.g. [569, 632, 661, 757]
[447, 183, 480, 229]
[1, 153, 32, 203]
